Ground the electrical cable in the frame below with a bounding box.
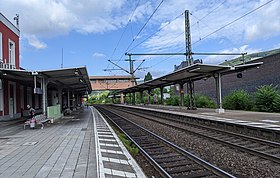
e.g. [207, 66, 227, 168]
[192, 0, 274, 46]
[110, 0, 165, 75]
[128, 12, 184, 52]
[106, 0, 141, 71]
[125, 0, 165, 53]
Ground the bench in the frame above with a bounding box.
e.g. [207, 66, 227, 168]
[23, 115, 52, 129]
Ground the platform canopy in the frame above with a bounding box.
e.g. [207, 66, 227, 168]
[0, 66, 92, 94]
[115, 62, 263, 94]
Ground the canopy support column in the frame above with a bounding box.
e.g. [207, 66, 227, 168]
[67, 91, 70, 108]
[187, 81, 195, 109]
[148, 90, 151, 105]
[58, 88, 62, 111]
[215, 73, 224, 113]
[120, 93, 124, 104]
[132, 92, 135, 105]
[42, 77, 48, 115]
[160, 87, 164, 105]
[179, 83, 184, 107]
[140, 91, 144, 104]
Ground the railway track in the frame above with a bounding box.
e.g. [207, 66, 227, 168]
[109, 105, 280, 165]
[95, 106, 234, 178]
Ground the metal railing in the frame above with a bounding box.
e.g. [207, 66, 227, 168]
[0, 62, 16, 69]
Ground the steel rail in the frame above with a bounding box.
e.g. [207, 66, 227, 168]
[112, 106, 280, 164]
[96, 106, 235, 178]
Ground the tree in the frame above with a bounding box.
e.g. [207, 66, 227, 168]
[144, 72, 153, 82]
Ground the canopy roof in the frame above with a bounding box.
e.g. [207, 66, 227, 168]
[115, 62, 263, 94]
[0, 66, 92, 94]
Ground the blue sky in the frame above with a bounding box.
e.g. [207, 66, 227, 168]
[1, 0, 280, 79]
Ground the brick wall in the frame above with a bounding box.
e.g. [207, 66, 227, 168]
[194, 53, 280, 100]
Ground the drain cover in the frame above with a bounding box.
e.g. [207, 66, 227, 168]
[81, 128, 87, 131]
[22, 142, 38, 146]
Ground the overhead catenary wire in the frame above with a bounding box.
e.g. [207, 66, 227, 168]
[124, 0, 165, 53]
[192, 0, 274, 46]
[127, 12, 184, 52]
[110, 0, 165, 75]
[148, 0, 274, 69]
[136, 0, 226, 54]
[106, 0, 141, 71]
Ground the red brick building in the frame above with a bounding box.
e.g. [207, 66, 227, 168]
[90, 76, 134, 91]
[0, 13, 92, 121]
[0, 12, 22, 120]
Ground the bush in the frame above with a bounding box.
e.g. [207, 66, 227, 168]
[223, 90, 252, 110]
[255, 85, 279, 112]
[273, 94, 280, 112]
[195, 95, 216, 108]
[165, 95, 180, 106]
[184, 94, 190, 107]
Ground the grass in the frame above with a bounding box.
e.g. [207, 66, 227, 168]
[115, 130, 139, 157]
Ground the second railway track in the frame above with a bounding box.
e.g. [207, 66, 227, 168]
[109, 105, 280, 165]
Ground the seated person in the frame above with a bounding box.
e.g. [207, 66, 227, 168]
[27, 105, 36, 118]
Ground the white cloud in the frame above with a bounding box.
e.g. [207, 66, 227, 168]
[0, 0, 151, 47]
[93, 52, 105, 58]
[139, 0, 280, 52]
[273, 43, 280, 49]
[1, 0, 279, 53]
[26, 35, 47, 49]
[245, 0, 280, 41]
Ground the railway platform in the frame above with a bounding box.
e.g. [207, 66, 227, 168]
[117, 104, 280, 130]
[0, 107, 145, 178]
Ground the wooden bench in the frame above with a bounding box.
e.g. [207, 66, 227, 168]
[23, 115, 51, 129]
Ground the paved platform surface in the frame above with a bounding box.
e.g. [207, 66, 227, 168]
[0, 107, 145, 178]
[92, 108, 145, 178]
[118, 104, 280, 131]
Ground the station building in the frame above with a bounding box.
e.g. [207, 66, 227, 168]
[0, 13, 91, 121]
[0, 12, 22, 120]
[90, 75, 133, 91]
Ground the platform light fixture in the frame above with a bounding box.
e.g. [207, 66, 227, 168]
[75, 69, 80, 76]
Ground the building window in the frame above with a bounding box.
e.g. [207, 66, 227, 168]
[9, 39, 15, 68]
[0, 32, 2, 63]
[91, 79, 96, 83]
[99, 80, 105, 83]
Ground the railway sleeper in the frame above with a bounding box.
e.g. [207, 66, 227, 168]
[264, 148, 280, 154]
[142, 145, 165, 150]
[152, 153, 180, 159]
[155, 156, 186, 163]
[146, 149, 172, 155]
[161, 160, 193, 169]
[172, 170, 214, 178]
[166, 165, 201, 174]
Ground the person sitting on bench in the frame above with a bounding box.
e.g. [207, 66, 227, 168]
[27, 105, 35, 118]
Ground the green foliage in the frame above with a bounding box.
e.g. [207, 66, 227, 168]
[88, 90, 112, 104]
[116, 131, 139, 157]
[184, 95, 190, 107]
[273, 94, 280, 112]
[221, 48, 280, 66]
[165, 95, 179, 106]
[144, 72, 153, 82]
[223, 90, 252, 110]
[195, 95, 216, 108]
[255, 85, 279, 112]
